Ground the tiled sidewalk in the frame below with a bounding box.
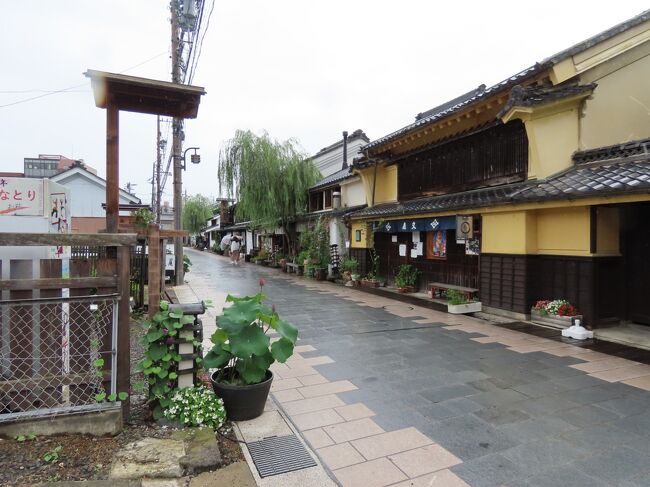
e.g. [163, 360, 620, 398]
[178, 249, 650, 486]
[271, 348, 468, 487]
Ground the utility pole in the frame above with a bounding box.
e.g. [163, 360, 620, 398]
[171, 0, 184, 285]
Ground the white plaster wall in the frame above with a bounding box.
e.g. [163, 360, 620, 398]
[312, 138, 367, 177]
[54, 174, 135, 217]
[341, 179, 366, 207]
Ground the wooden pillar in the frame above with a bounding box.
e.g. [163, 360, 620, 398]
[117, 245, 131, 419]
[148, 224, 161, 317]
[106, 105, 119, 233]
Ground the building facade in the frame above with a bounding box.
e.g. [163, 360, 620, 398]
[349, 10, 650, 328]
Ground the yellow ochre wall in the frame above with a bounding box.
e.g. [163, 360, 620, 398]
[481, 206, 620, 256]
[357, 165, 398, 206]
[580, 48, 650, 150]
[351, 221, 371, 248]
[525, 107, 580, 180]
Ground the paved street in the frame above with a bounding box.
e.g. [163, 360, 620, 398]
[183, 248, 650, 487]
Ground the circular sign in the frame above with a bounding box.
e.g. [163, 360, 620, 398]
[460, 221, 471, 234]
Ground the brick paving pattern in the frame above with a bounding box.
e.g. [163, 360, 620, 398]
[179, 249, 650, 487]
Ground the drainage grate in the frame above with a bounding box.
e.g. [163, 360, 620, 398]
[247, 434, 317, 477]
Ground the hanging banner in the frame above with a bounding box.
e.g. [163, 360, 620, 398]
[374, 216, 455, 233]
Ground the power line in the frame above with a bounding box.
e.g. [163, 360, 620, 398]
[0, 50, 168, 109]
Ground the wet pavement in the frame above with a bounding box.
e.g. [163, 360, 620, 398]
[183, 248, 650, 487]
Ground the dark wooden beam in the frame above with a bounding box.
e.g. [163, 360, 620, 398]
[590, 206, 598, 254]
[117, 246, 131, 419]
[106, 104, 119, 233]
[0, 276, 117, 291]
[0, 233, 137, 246]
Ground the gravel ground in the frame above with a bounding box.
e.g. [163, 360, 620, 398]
[0, 315, 243, 486]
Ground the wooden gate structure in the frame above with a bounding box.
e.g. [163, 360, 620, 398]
[0, 232, 134, 419]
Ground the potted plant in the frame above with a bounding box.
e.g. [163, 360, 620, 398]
[531, 299, 582, 329]
[203, 279, 298, 421]
[361, 249, 380, 287]
[446, 289, 482, 314]
[394, 264, 419, 293]
[341, 258, 359, 286]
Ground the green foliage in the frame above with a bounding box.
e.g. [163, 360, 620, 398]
[183, 195, 214, 235]
[297, 217, 330, 267]
[205, 292, 298, 386]
[132, 208, 154, 229]
[164, 386, 226, 428]
[137, 302, 194, 419]
[366, 249, 380, 281]
[15, 434, 36, 442]
[43, 445, 62, 463]
[446, 289, 468, 305]
[394, 264, 420, 289]
[341, 258, 358, 273]
[183, 254, 192, 273]
[217, 130, 320, 253]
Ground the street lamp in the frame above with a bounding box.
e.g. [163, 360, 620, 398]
[181, 147, 200, 170]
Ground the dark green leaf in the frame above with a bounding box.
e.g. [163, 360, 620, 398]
[168, 372, 178, 380]
[159, 301, 169, 311]
[93, 358, 104, 368]
[162, 354, 172, 362]
[203, 347, 232, 369]
[148, 342, 167, 361]
[271, 338, 294, 363]
[230, 324, 270, 359]
[181, 315, 194, 325]
[107, 393, 117, 402]
[146, 328, 165, 343]
[235, 357, 268, 384]
[153, 311, 167, 323]
[95, 392, 106, 402]
[271, 318, 298, 344]
[157, 369, 168, 379]
[210, 329, 228, 344]
[118, 392, 129, 401]
[168, 311, 183, 319]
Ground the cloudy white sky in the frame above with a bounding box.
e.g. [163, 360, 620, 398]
[1, 2, 648, 205]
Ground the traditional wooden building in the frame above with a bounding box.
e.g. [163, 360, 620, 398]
[349, 10, 650, 327]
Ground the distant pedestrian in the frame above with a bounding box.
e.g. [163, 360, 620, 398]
[230, 235, 241, 265]
[220, 234, 232, 255]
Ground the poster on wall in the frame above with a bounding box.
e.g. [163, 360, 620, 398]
[465, 239, 480, 256]
[49, 191, 69, 233]
[426, 230, 447, 259]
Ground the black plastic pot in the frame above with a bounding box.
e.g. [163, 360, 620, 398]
[210, 369, 273, 421]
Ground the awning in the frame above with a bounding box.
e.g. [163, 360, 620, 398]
[373, 216, 456, 233]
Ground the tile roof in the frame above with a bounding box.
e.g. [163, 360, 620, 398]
[350, 183, 530, 219]
[361, 64, 546, 153]
[360, 9, 649, 155]
[497, 83, 596, 118]
[310, 167, 353, 190]
[350, 138, 650, 219]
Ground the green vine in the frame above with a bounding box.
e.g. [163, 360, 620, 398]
[137, 301, 196, 420]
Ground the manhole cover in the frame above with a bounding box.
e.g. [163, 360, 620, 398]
[247, 434, 317, 477]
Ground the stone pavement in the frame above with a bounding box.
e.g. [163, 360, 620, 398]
[180, 248, 650, 487]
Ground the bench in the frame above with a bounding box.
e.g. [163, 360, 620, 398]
[286, 263, 303, 275]
[428, 282, 478, 301]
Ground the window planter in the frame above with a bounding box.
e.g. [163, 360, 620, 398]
[448, 301, 482, 314]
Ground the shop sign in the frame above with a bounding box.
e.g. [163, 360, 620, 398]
[0, 178, 43, 216]
[374, 216, 455, 233]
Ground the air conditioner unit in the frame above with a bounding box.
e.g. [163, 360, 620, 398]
[456, 215, 473, 240]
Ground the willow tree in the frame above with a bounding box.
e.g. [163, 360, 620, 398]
[182, 194, 214, 235]
[218, 130, 320, 256]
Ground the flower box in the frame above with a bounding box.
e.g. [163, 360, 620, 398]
[361, 279, 380, 288]
[531, 309, 583, 329]
[397, 286, 415, 294]
[448, 301, 482, 314]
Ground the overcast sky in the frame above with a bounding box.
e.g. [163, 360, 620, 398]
[1, 2, 648, 205]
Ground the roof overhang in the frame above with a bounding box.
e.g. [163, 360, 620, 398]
[84, 69, 205, 118]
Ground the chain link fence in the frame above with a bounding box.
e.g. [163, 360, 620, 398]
[0, 295, 118, 421]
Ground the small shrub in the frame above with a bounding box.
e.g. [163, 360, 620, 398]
[341, 258, 359, 273]
[446, 289, 468, 305]
[394, 264, 419, 288]
[164, 386, 226, 429]
[44, 445, 62, 463]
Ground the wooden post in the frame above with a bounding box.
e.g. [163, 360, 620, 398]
[148, 224, 161, 317]
[117, 245, 131, 419]
[106, 104, 119, 233]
